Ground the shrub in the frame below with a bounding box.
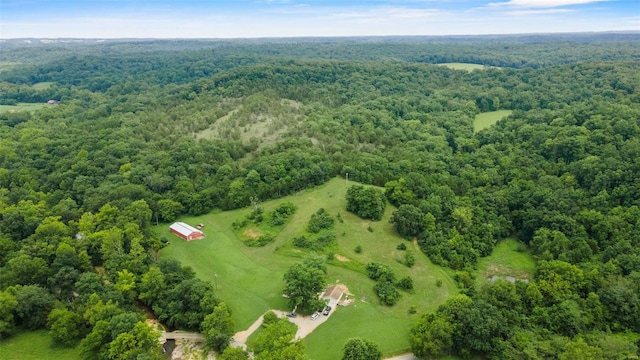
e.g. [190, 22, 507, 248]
[374, 280, 400, 306]
[293, 232, 336, 251]
[245, 233, 275, 247]
[293, 236, 311, 248]
[354, 245, 363, 254]
[308, 208, 334, 233]
[396, 276, 414, 290]
[269, 213, 285, 226]
[232, 217, 249, 230]
[366, 262, 396, 283]
[436, 279, 443, 287]
[404, 252, 415, 268]
[315, 232, 336, 249]
[262, 311, 279, 327]
[274, 202, 297, 217]
[396, 243, 407, 251]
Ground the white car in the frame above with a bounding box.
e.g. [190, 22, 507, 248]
[311, 312, 320, 320]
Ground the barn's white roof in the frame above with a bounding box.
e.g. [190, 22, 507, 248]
[169, 222, 202, 236]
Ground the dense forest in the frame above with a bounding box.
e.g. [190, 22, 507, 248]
[1, 34, 639, 359]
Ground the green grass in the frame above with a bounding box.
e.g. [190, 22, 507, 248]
[32, 82, 54, 90]
[437, 63, 497, 71]
[159, 177, 457, 357]
[473, 110, 513, 133]
[475, 238, 536, 288]
[0, 103, 48, 112]
[304, 299, 411, 360]
[0, 330, 80, 360]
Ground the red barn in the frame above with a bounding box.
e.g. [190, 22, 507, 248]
[169, 222, 205, 241]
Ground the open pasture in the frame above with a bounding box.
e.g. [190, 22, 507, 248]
[0, 103, 48, 112]
[159, 177, 457, 357]
[474, 110, 513, 132]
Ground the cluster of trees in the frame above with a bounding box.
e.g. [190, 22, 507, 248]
[0, 199, 233, 357]
[346, 185, 386, 221]
[366, 262, 414, 306]
[1, 35, 639, 357]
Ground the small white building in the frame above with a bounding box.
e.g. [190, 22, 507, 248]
[169, 222, 205, 241]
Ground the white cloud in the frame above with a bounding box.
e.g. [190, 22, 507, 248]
[331, 7, 442, 22]
[488, 0, 609, 8]
[506, 8, 574, 15]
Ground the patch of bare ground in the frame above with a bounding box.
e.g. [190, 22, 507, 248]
[243, 228, 261, 239]
[335, 254, 350, 262]
[484, 264, 530, 281]
[170, 339, 211, 360]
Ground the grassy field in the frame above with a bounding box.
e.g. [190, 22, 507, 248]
[0, 103, 48, 112]
[473, 110, 513, 133]
[0, 330, 80, 360]
[159, 177, 457, 358]
[437, 63, 496, 71]
[475, 238, 536, 288]
[32, 82, 55, 90]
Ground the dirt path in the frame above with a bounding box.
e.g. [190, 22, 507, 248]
[232, 313, 265, 344]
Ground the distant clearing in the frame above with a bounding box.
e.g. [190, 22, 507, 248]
[474, 110, 512, 132]
[196, 95, 305, 150]
[0, 330, 80, 360]
[475, 238, 535, 288]
[0, 102, 48, 112]
[159, 177, 457, 358]
[438, 62, 498, 71]
[32, 82, 54, 90]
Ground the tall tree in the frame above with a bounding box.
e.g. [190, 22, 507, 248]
[283, 256, 327, 314]
[342, 338, 382, 360]
[202, 302, 235, 353]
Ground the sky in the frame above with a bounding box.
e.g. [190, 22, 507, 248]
[1, 0, 639, 38]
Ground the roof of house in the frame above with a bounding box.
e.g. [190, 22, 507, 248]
[169, 222, 203, 236]
[322, 284, 347, 300]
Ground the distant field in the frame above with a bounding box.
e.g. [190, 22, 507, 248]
[437, 62, 497, 71]
[32, 82, 54, 90]
[0, 330, 80, 360]
[475, 238, 536, 288]
[474, 110, 512, 132]
[0, 103, 48, 112]
[159, 177, 457, 358]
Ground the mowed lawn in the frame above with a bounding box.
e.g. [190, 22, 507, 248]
[159, 177, 457, 357]
[0, 330, 80, 360]
[475, 238, 536, 288]
[474, 110, 513, 133]
[0, 103, 48, 112]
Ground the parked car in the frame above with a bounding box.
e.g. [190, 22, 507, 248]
[311, 312, 320, 320]
[323, 306, 332, 315]
[286, 313, 297, 318]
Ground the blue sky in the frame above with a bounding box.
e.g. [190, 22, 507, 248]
[1, 0, 638, 38]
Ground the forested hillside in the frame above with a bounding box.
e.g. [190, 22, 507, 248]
[1, 35, 639, 359]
